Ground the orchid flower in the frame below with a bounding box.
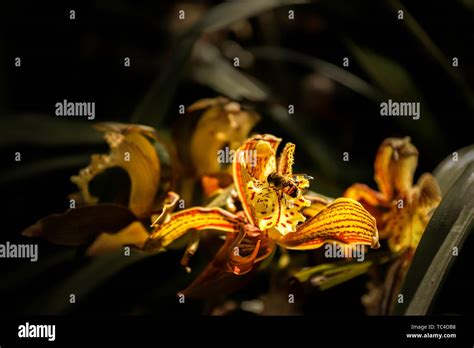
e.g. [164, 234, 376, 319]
[22, 98, 259, 256]
[344, 137, 441, 254]
[145, 134, 379, 296]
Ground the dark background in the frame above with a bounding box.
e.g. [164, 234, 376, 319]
[0, 0, 473, 317]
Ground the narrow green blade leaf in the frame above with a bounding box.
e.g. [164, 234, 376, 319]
[392, 161, 474, 315]
[0, 115, 102, 147]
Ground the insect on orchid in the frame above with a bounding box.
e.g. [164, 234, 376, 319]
[145, 134, 380, 296]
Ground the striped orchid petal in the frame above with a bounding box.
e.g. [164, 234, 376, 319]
[277, 198, 379, 250]
[145, 207, 241, 250]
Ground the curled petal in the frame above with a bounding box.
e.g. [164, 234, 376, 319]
[226, 223, 274, 275]
[344, 183, 386, 208]
[188, 97, 260, 177]
[145, 207, 241, 250]
[415, 173, 442, 212]
[180, 226, 274, 299]
[277, 198, 379, 250]
[179, 234, 255, 299]
[150, 191, 180, 227]
[374, 137, 418, 200]
[233, 134, 282, 224]
[227, 228, 262, 275]
[386, 173, 441, 253]
[277, 143, 295, 176]
[71, 122, 160, 218]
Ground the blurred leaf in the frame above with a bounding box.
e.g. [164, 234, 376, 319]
[0, 154, 90, 185]
[249, 46, 382, 102]
[0, 248, 78, 294]
[197, 0, 307, 33]
[265, 104, 339, 178]
[191, 42, 269, 102]
[295, 260, 373, 290]
[22, 204, 136, 246]
[386, 0, 474, 111]
[459, 0, 474, 12]
[392, 161, 474, 315]
[0, 115, 102, 147]
[433, 144, 474, 195]
[346, 40, 443, 151]
[29, 249, 156, 314]
[293, 252, 391, 290]
[188, 45, 342, 180]
[131, 0, 308, 126]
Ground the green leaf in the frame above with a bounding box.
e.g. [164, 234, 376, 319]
[190, 42, 269, 101]
[265, 104, 340, 180]
[346, 40, 444, 152]
[392, 161, 474, 315]
[0, 248, 78, 294]
[187, 43, 342, 181]
[433, 145, 474, 195]
[0, 115, 102, 147]
[292, 252, 391, 290]
[131, 0, 309, 126]
[249, 46, 382, 102]
[386, 0, 474, 111]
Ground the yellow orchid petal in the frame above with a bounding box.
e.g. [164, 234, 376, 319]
[414, 173, 442, 212]
[86, 221, 149, 256]
[277, 198, 379, 250]
[233, 134, 282, 225]
[374, 137, 418, 200]
[346, 137, 441, 253]
[145, 207, 241, 249]
[385, 173, 441, 253]
[247, 179, 310, 235]
[233, 134, 312, 235]
[343, 183, 390, 238]
[344, 183, 386, 207]
[277, 143, 295, 176]
[71, 122, 160, 218]
[188, 97, 259, 176]
[383, 206, 416, 254]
